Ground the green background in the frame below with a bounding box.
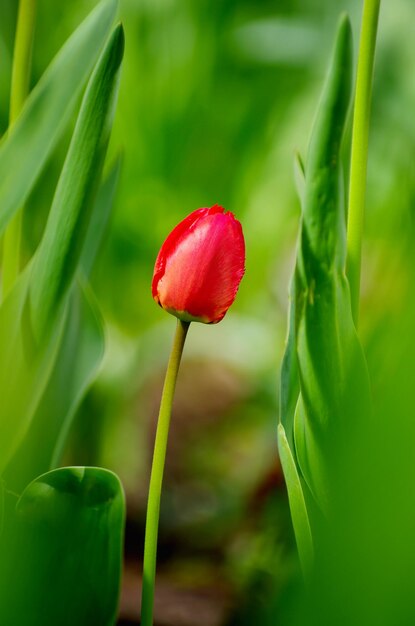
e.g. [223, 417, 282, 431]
[1, 0, 414, 624]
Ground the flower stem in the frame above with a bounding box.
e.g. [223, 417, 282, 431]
[346, 0, 381, 326]
[2, 0, 36, 299]
[141, 319, 190, 626]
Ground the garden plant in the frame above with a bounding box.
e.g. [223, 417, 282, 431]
[1, 0, 415, 625]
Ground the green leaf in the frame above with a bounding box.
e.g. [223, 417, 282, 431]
[279, 276, 300, 452]
[0, 0, 118, 235]
[292, 15, 372, 503]
[300, 13, 352, 274]
[293, 149, 305, 204]
[0, 24, 124, 478]
[0, 467, 125, 625]
[278, 423, 313, 575]
[81, 154, 122, 277]
[4, 281, 105, 491]
[0, 266, 65, 476]
[293, 394, 329, 511]
[5, 158, 123, 492]
[29, 23, 124, 342]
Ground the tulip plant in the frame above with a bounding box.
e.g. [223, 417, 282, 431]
[278, 0, 380, 574]
[0, 1, 125, 623]
[142, 205, 245, 625]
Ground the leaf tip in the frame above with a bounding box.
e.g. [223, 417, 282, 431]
[111, 22, 125, 64]
[337, 12, 353, 54]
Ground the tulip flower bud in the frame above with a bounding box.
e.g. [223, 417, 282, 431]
[152, 205, 245, 324]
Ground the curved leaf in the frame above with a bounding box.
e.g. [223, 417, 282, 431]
[278, 423, 313, 575]
[300, 13, 352, 274]
[279, 275, 300, 451]
[293, 15, 371, 503]
[81, 154, 122, 277]
[29, 23, 124, 341]
[0, 266, 65, 476]
[0, 466, 125, 626]
[4, 281, 105, 491]
[0, 24, 124, 477]
[0, 0, 118, 234]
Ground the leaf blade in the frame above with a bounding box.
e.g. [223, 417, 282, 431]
[293, 15, 372, 504]
[29, 23, 124, 341]
[0, 466, 125, 626]
[0, 266, 65, 476]
[0, 0, 118, 235]
[278, 423, 313, 575]
[4, 281, 105, 490]
[81, 154, 122, 277]
[0, 22, 123, 478]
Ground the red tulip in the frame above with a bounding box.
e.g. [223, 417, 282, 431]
[152, 205, 245, 324]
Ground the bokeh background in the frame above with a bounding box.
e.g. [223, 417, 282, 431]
[1, 0, 414, 624]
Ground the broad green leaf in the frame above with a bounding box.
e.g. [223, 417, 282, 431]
[30, 24, 124, 342]
[0, 0, 118, 235]
[81, 154, 122, 277]
[294, 15, 353, 498]
[278, 424, 313, 575]
[4, 281, 105, 491]
[293, 15, 371, 503]
[300, 13, 352, 274]
[5, 158, 123, 489]
[0, 466, 125, 625]
[0, 24, 123, 477]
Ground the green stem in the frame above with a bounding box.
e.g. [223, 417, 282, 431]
[346, 0, 380, 326]
[141, 319, 190, 626]
[346, 0, 380, 325]
[2, 0, 36, 298]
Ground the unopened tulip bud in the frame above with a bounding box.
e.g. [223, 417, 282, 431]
[152, 205, 245, 324]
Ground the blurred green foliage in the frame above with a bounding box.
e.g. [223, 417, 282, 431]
[1, 0, 414, 624]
